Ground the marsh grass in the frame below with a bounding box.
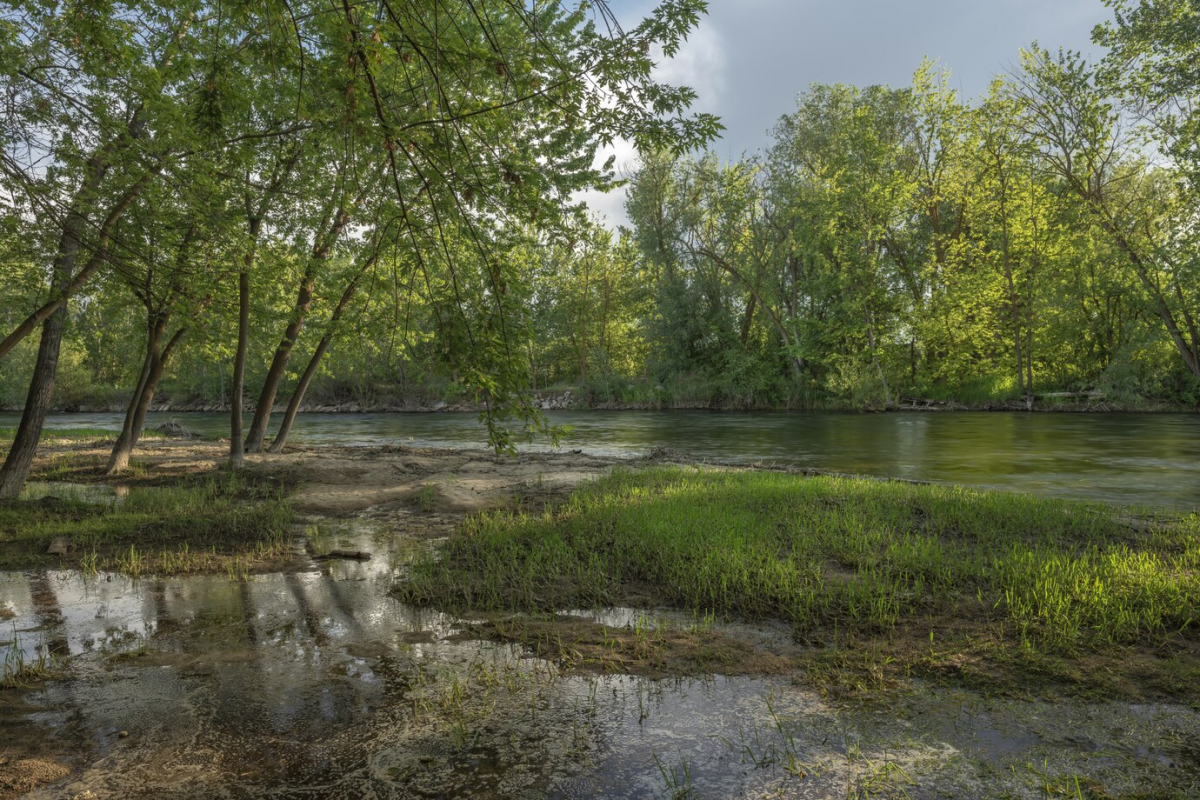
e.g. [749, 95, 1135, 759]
[0, 470, 293, 575]
[401, 467, 1200, 696]
[1, 625, 58, 688]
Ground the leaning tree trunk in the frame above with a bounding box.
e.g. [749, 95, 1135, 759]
[0, 258, 74, 499]
[245, 205, 355, 453]
[244, 268, 317, 452]
[0, 163, 155, 496]
[0, 157, 119, 497]
[231, 269, 251, 469]
[268, 274, 363, 453]
[106, 321, 162, 473]
[107, 326, 185, 474]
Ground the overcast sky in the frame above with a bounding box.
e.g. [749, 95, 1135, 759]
[581, 0, 1112, 225]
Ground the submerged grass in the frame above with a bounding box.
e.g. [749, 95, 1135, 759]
[1, 625, 59, 688]
[0, 469, 293, 575]
[400, 467, 1200, 697]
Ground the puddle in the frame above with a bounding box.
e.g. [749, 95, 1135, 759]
[2, 511, 1200, 797]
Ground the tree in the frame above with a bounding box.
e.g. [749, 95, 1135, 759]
[0, 1, 203, 496]
[1014, 46, 1200, 378]
[1095, 0, 1200, 194]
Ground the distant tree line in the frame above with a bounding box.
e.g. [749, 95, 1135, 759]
[530, 5, 1200, 410]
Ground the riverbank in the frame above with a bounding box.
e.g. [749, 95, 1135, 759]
[7, 436, 1199, 701]
[0, 437, 619, 577]
[8, 408, 1200, 509]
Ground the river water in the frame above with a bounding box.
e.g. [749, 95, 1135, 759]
[9, 409, 1200, 509]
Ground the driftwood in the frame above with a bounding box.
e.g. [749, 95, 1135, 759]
[153, 420, 199, 439]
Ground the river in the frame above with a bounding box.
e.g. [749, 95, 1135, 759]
[8, 409, 1199, 509]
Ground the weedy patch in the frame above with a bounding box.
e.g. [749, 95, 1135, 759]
[399, 467, 1200, 699]
[414, 483, 439, 513]
[2, 626, 59, 689]
[0, 470, 294, 576]
[462, 614, 793, 678]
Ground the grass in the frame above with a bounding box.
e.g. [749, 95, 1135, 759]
[0, 469, 294, 575]
[0, 427, 166, 443]
[2, 625, 59, 688]
[399, 467, 1200, 698]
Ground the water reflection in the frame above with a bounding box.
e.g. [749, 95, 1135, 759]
[7, 410, 1199, 508]
[2, 513, 1199, 797]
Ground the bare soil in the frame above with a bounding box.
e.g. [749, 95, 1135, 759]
[27, 440, 617, 519]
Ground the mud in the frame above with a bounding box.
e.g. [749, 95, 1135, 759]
[26, 441, 617, 518]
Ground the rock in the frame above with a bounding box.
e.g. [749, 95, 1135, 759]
[46, 537, 70, 556]
[118, 730, 129, 738]
[154, 420, 197, 439]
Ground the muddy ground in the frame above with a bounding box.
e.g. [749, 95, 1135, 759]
[26, 439, 619, 517]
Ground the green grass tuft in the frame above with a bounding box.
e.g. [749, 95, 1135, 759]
[401, 467, 1200, 657]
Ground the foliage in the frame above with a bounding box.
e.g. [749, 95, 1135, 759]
[3, 0, 1200, 448]
[0, 0, 721, 471]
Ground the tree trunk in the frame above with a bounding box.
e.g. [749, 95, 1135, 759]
[0, 223, 79, 498]
[246, 207, 354, 453]
[266, 337, 329, 454]
[997, 186, 1028, 403]
[107, 326, 185, 474]
[1086, 199, 1200, 377]
[739, 292, 757, 346]
[269, 272, 365, 453]
[0, 157, 158, 493]
[231, 269, 251, 469]
[244, 267, 317, 452]
[107, 319, 165, 473]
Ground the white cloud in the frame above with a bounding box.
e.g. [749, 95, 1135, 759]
[580, 23, 727, 230]
[651, 21, 726, 110]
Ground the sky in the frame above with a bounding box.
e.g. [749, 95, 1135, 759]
[581, 0, 1112, 226]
